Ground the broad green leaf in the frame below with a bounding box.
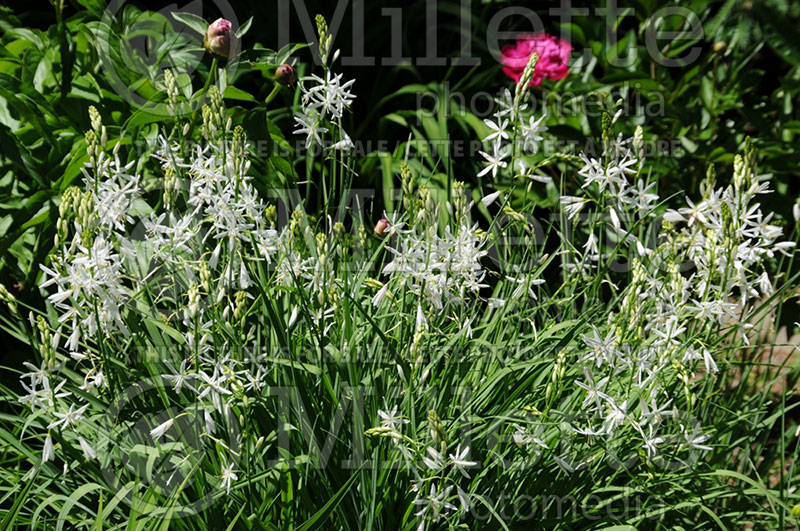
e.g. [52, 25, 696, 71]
[170, 12, 209, 36]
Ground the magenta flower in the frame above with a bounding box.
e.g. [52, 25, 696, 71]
[204, 18, 233, 59]
[501, 33, 571, 86]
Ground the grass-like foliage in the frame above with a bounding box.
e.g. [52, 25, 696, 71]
[1, 8, 799, 531]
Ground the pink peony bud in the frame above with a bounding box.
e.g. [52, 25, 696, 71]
[500, 33, 571, 86]
[204, 18, 233, 59]
[275, 64, 297, 86]
[373, 218, 389, 237]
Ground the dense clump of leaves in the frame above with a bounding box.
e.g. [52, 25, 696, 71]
[1, 2, 800, 530]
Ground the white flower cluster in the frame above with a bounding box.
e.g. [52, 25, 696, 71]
[27, 121, 287, 485]
[152, 137, 280, 281]
[479, 88, 549, 181]
[368, 407, 476, 530]
[41, 152, 140, 353]
[664, 154, 793, 306]
[380, 219, 489, 312]
[20, 86, 796, 520]
[557, 131, 794, 463]
[294, 70, 356, 149]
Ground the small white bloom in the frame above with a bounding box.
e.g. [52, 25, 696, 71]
[456, 487, 471, 511]
[220, 458, 238, 494]
[287, 306, 299, 327]
[478, 141, 508, 179]
[205, 409, 216, 435]
[422, 446, 445, 470]
[378, 405, 409, 431]
[48, 403, 89, 430]
[412, 484, 456, 521]
[150, 418, 174, 441]
[43, 434, 54, 463]
[448, 444, 477, 478]
[482, 118, 509, 143]
[415, 305, 427, 332]
[330, 130, 355, 151]
[520, 114, 547, 153]
[684, 429, 712, 451]
[487, 298, 505, 309]
[372, 284, 390, 306]
[642, 425, 664, 459]
[481, 190, 501, 207]
[78, 437, 96, 460]
[162, 359, 197, 394]
[609, 208, 624, 236]
[702, 348, 718, 374]
[663, 210, 685, 223]
[560, 195, 587, 220]
[293, 109, 328, 149]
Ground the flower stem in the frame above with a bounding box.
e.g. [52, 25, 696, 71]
[264, 84, 282, 107]
[201, 57, 219, 96]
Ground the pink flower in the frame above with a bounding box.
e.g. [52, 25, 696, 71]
[373, 218, 389, 237]
[204, 18, 233, 59]
[501, 33, 571, 86]
[275, 64, 297, 86]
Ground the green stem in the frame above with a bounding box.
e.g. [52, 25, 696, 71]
[264, 84, 282, 107]
[187, 57, 220, 135]
[201, 57, 219, 96]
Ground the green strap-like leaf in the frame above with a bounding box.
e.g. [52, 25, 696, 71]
[171, 12, 209, 37]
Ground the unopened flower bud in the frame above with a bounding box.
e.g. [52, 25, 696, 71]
[0, 283, 17, 313]
[713, 41, 727, 54]
[204, 18, 233, 59]
[427, 410, 446, 448]
[373, 218, 389, 237]
[275, 64, 297, 86]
